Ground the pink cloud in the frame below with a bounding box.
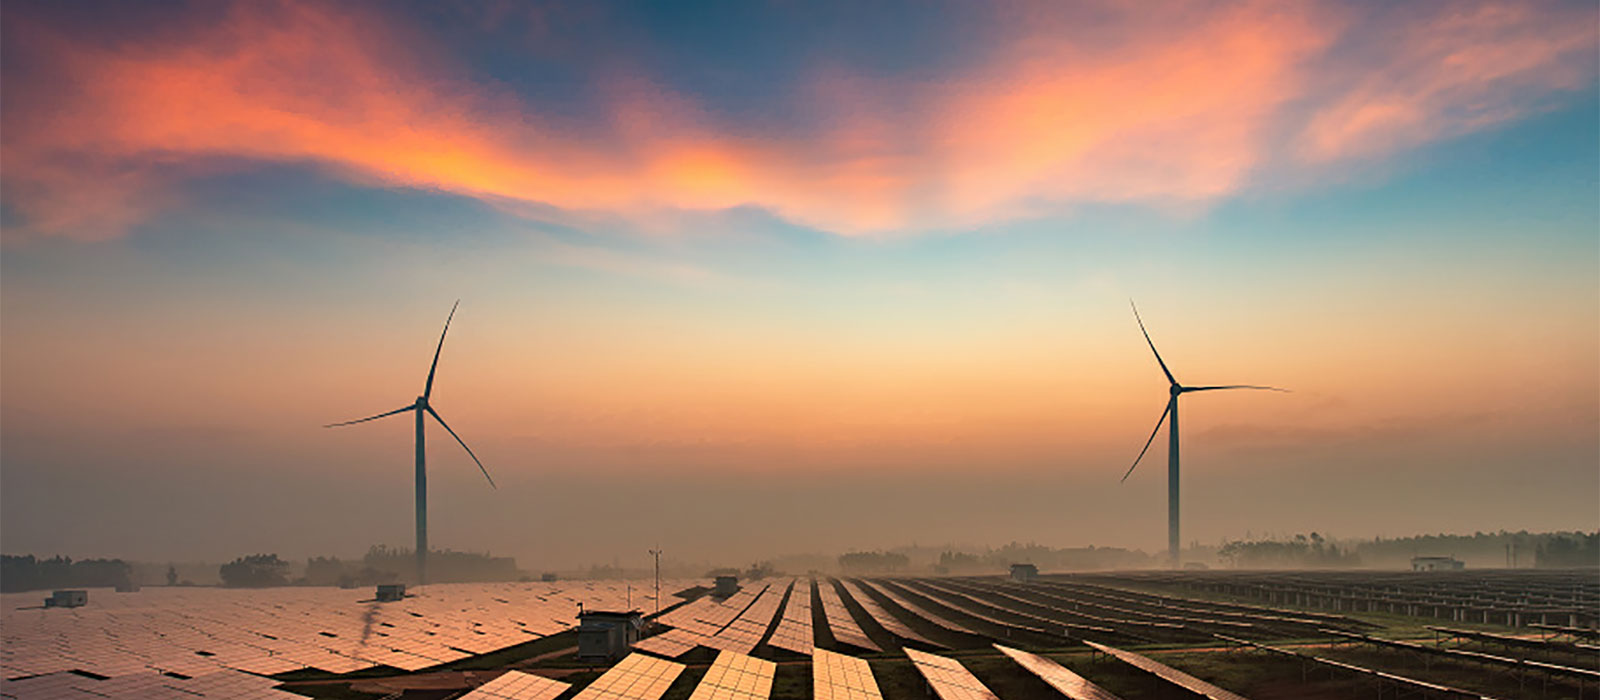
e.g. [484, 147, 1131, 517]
[0, 1, 1592, 241]
[1299, 2, 1596, 162]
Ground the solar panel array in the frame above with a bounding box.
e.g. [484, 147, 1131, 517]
[0, 668, 302, 699]
[1, 580, 693, 699]
[834, 580, 941, 648]
[766, 580, 813, 655]
[571, 652, 685, 700]
[814, 581, 880, 652]
[456, 670, 572, 700]
[903, 648, 1000, 700]
[686, 650, 776, 700]
[993, 644, 1122, 700]
[812, 648, 882, 700]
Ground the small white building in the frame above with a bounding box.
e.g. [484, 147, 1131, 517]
[1411, 556, 1464, 571]
[577, 610, 642, 663]
[45, 590, 87, 608]
[1009, 564, 1038, 582]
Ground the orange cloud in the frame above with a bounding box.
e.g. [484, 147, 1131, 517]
[0, 1, 1592, 241]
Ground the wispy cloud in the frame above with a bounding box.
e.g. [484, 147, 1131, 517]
[1, 1, 1592, 241]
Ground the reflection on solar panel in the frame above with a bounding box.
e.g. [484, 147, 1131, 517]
[1083, 641, 1250, 700]
[853, 580, 976, 636]
[834, 580, 941, 649]
[572, 652, 686, 700]
[0, 580, 698, 694]
[457, 670, 572, 700]
[903, 648, 999, 700]
[767, 579, 814, 655]
[994, 644, 1122, 700]
[687, 650, 776, 700]
[812, 648, 883, 700]
[814, 580, 880, 652]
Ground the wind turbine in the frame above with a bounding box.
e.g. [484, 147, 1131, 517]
[1121, 302, 1285, 569]
[326, 301, 496, 586]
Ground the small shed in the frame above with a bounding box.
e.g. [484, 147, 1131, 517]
[45, 590, 88, 608]
[376, 583, 407, 602]
[1411, 556, 1465, 571]
[714, 575, 739, 597]
[577, 610, 642, 663]
[1009, 564, 1038, 582]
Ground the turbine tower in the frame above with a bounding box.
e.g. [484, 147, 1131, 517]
[1121, 302, 1284, 569]
[326, 301, 496, 586]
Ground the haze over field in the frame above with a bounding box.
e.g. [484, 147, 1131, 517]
[2, 0, 1596, 570]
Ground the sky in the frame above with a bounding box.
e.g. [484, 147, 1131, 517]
[2, 0, 1596, 570]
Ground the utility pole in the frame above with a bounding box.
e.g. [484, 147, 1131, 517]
[648, 547, 662, 623]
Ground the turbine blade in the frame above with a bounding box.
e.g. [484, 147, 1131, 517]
[324, 404, 414, 428]
[426, 405, 497, 489]
[1183, 385, 1290, 393]
[1121, 399, 1173, 483]
[1131, 301, 1177, 385]
[423, 300, 459, 400]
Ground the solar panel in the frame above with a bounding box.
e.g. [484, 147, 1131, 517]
[686, 650, 776, 700]
[571, 652, 686, 700]
[815, 580, 880, 652]
[902, 647, 1000, 700]
[834, 580, 941, 648]
[456, 670, 572, 700]
[702, 583, 786, 656]
[812, 648, 883, 700]
[1082, 641, 1249, 700]
[993, 644, 1122, 700]
[767, 580, 814, 655]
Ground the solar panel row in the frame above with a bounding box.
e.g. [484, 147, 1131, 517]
[812, 648, 882, 700]
[814, 581, 880, 652]
[687, 650, 775, 700]
[456, 670, 572, 700]
[894, 581, 1054, 636]
[0, 667, 303, 700]
[571, 652, 685, 700]
[850, 580, 976, 636]
[993, 644, 1122, 700]
[766, 579, 814, 656]
[702, 582, 788, 655]
[1082, 640, 1250, 700]
[833, 580, 941, 649]
[902, 647, 999, 700]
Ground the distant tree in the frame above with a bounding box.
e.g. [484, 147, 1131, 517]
[220, 554, 290, 588]
[304, 557, 346, 586]
[166, 564, 178, 587]
[838, 551, 909, 573]
[1537, 533, 1600, 568]
[0, 555, 132, 593]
